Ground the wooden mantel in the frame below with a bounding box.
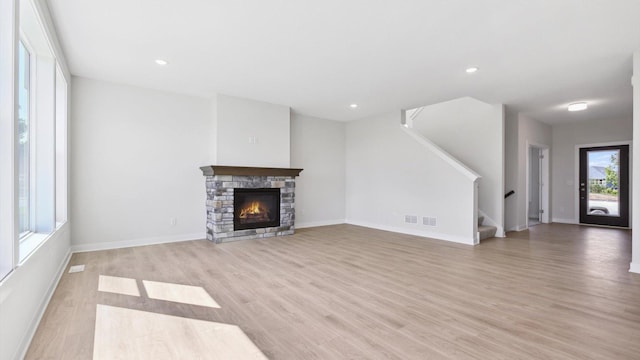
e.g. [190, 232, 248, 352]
[200, 165, 303, 177]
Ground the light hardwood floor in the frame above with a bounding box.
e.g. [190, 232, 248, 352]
[27, 224, 640, 359]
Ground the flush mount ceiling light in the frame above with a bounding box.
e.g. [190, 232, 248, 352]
[349, 104, 358, 109]
[568, 102, 588, 112]
[465, 67, 479, 73]
[155, 59, 168, 66]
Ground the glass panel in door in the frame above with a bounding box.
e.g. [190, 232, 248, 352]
[587, 149, 619, 217]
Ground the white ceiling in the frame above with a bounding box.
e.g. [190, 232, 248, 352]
[46, 0, 640, 123]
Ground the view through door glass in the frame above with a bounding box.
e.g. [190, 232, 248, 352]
[579, 145, 629, 227]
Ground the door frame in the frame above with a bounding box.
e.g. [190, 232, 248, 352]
[526, 142, 550, 228]
[574, 141, 633, 227]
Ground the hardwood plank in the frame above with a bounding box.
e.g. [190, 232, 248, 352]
[25, 224, 640, 359]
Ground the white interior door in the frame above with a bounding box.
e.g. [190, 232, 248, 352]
[529, 147, 541, 224]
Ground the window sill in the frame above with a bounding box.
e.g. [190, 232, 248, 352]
[19, 232, 49, 263]
[18, 222, 68, 264]
[0, 222, 68, 286]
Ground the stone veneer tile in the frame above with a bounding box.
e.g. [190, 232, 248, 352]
[205, 175, 297, 243]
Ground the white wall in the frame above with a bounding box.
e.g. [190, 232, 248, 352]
[504, 109, 519, 231]
[290, 113, 345, 227]
[215, 94, 290, 168]
[515, 115, 551, 230]
[411, 97, 504, 235]
[70, 77, 211, 251]
[346, 111, 476, 244]
[551, 117, 632, 224]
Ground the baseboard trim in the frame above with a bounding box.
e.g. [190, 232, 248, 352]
[505, 225, 528, 232]
[16, 246, 71, 360]
[71, 233, 205, 253]
[296, 219, 345, 229]
[345, 219, 476, 245]
[629, 262, 640, 274]
[552, 218, 578, 224]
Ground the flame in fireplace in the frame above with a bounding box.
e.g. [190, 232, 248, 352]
[239, 201, 270, 220]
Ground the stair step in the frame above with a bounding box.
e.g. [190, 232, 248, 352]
[477, 216, 485, 227]
[478, 225, 497, 241]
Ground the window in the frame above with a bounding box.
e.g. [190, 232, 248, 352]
[16, 0, 67, 261]
[0, 0, 17, 280]
[55, 64, 68, 224]
[0, 0, 69, 279]
[18, 40, 31, 237]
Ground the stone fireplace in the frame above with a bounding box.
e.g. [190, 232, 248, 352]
[200, 166, 303, 243]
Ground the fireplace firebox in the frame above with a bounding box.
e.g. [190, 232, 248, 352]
[234, 188, 281, 230]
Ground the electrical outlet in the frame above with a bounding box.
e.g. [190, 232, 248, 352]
[404, 215, 418, 224]
[423, 217, 437, 227]
[170, 217, 177, 226]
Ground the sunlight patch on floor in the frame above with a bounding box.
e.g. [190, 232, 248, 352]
[98, 275, 140, 297]
[93, 304, 267, 360]
[142, 280, 220, 308]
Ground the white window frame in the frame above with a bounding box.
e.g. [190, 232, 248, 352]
[0, 0, 70, 278]
[18, 35, 36, 241]
[55, 63, 68, 225]
[0, 0, 19, 280]
[16, 0, 60, 262]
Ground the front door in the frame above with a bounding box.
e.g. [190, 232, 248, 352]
[579, 145, 629, 227]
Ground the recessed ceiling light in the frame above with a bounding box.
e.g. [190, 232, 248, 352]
[466, 67, 479, 73]
[568, 102, 588, 112]
[350, 104, 358, 109]
[155, 59, 168, 66]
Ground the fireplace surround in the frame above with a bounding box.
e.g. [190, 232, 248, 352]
[200, 166, 303, 243]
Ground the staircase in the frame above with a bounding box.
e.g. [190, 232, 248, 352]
[406, 99, 505, 242]
[478, 216, 497, 241]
